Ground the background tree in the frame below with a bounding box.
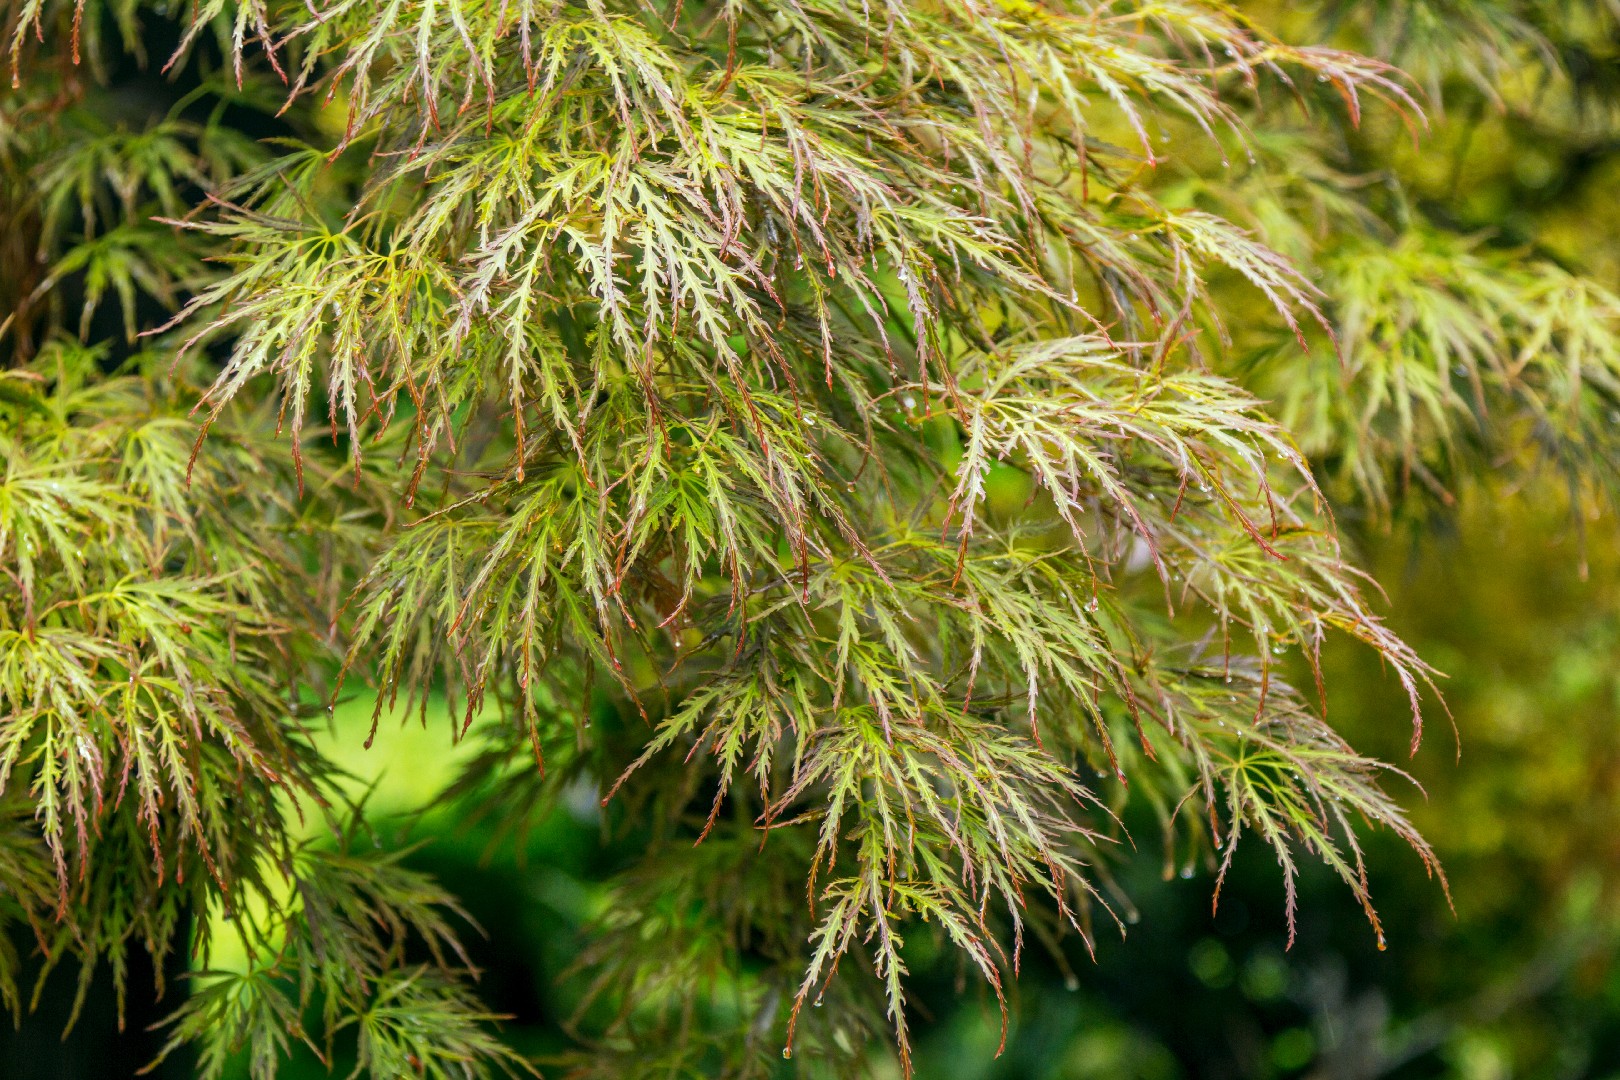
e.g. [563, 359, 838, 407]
[3, 0, 1620, 1078]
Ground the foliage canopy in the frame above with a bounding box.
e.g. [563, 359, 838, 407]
[4, 0, 1620, 1076]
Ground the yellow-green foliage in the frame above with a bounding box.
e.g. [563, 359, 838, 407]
[4, 0, 1620, 1077]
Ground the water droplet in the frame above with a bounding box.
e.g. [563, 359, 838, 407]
[804, 414, 817, 426]
[1063, 974, 1080, 991]
[813, 995, 824, 1008]
[1376, 933, 1387, 951]
[1085, 597, 1099, 613]
[1180, 866, 1195, 879]
[783, 1048, 793, 1060]
[1317, 74, 1330, 82]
